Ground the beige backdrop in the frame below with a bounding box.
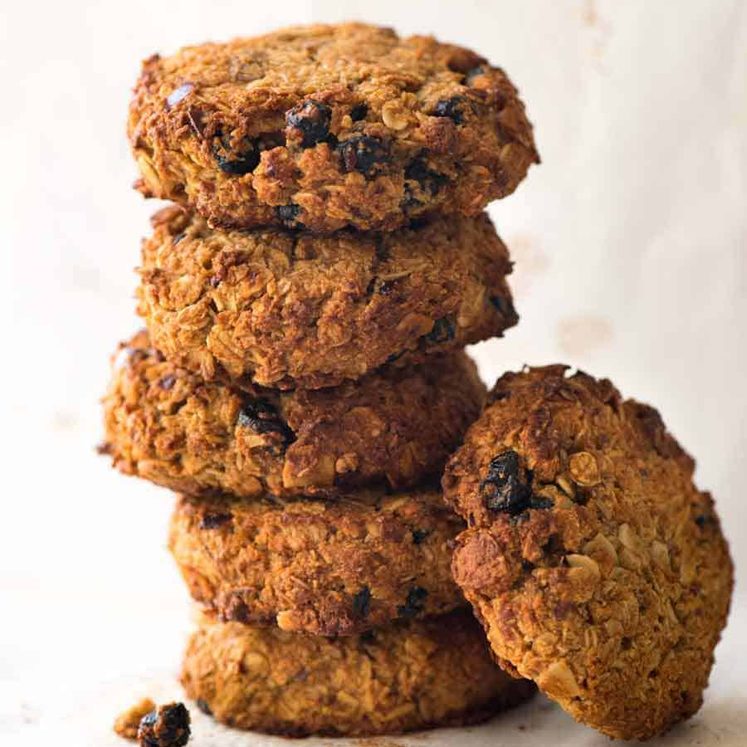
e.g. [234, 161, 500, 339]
[0, 1, 745, 744]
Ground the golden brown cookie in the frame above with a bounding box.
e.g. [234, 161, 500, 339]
[137, 206, 516, 389]
[129, 23, 538, 232]
[442, 365, 734, 740]
[169, 489, 464, 636]
[102, 330, 485, 498]
[181, 610, 535, 737]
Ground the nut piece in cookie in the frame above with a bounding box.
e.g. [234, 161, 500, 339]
[137, 702, 190, 747]
[443, 365, 733, 740]
[128, 23, 538, 232]
[181, 610, 535, 737]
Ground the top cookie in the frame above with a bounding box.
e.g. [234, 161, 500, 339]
[129, 23, 538, 232]
[443, 366, 733, 740]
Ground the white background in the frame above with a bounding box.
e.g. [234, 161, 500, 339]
[0, 1, 745, 745]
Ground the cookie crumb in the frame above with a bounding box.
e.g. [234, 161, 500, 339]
[113, 698, 155, 740]
[137, 702, 191, 746]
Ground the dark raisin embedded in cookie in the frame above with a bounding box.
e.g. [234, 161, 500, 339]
[237, 399, 295, 452]
[480, 450, 551, 515]
[352, 586, 372, 618]
[275, 204, 302, 226]
[426, 317, 456, 344]
[199, 511, 233, 530]
[349, 102, 368, 121]
[412, 528, 430, 544]
[433, 96, 469, 124]
[337, 135, 389, 175]
[397, 586, 428, 618]
[286, 100, 332, 148]
[211, 132, 260, 175]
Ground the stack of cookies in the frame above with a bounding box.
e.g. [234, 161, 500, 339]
[102, 21, 735, 744]
[102, 23, 539, 737]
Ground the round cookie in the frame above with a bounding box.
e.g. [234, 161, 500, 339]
[137, 206, 517, 389]
[442, 365, 733, 740]
[181, 610, 535, 737]
[129, 23, 538, 232]
[102, 330, 485, 498]
[169, 489, 464, 636]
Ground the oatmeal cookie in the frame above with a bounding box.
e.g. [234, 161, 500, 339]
[169, 489, 464, 636]
[442, 365, 733, 740]
[138, 206, 516, 389]
[181, 610, 534, 736]
[102, 331, 485, 498]
[129, 23, 538, 232]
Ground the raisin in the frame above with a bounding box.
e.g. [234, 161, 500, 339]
[374, 235, 389, 262]
[285, 100, 332, 148]
[237, 399, 295, 451]
[425, 317, 455, 344]
[275, 203, 302, 226]
[350, 103, 368, 121]
[489, 294, 514, 317]
[407, 215, 432, 230]
[199, 511, 232, 530]
[405, 158, 448, 195]
[337, 136, 388, 175]
[397, 587, 428, 618]
[480, 450, 552, 515]
[433, 96, 468, 124]
[352, 586, 371, 618]
[137, 703, 190, 747]
[403, 157, 448, 209]
[378, 280, 395, 296]
[212, 132, 260, 175]
[412, 528, 430, 544]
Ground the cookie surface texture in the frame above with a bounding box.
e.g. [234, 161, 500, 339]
[181, 610, 535, 736]
[129, 23, 538, 232]
[102, 330, 485, 498]
[443, 365, 733, 740]
[169, 489, 464, 635]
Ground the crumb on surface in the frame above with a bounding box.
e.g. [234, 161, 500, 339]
[113, 698, 155, 740]
[137, 702, 191, 746]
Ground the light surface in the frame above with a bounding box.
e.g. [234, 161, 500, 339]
[0, 1, 745, 745]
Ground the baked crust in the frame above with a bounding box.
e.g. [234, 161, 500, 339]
[129, 23, 538, 232]
[169, 489, 464, 636]
[442, 365, 734, 740]
[137, 205, 516, 389]
[180, 610, 535, 736]
[102, 330, 485, 498]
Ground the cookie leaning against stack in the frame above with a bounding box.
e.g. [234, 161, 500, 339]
[103, 21, 539, 738]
